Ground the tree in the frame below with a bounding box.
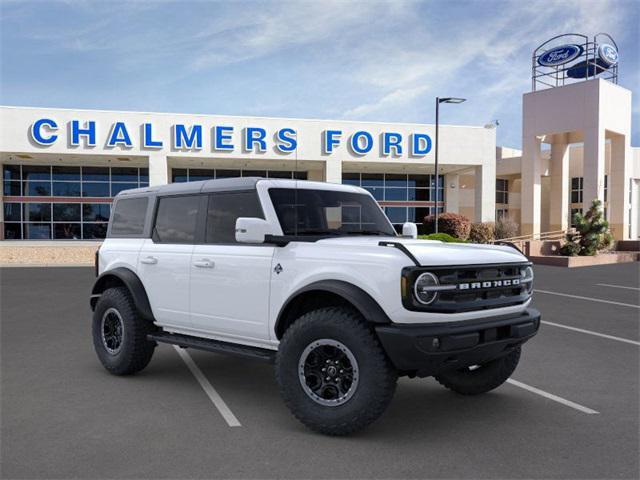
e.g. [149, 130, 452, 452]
[560, 199, 613, 256]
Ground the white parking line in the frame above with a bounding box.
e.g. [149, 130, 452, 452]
[541, 320, 640, 346]
[534, 289, 640, 309]
[173, 345, 242, 427]
[506, 379, 599, 415]
[596, 283, 640, 291]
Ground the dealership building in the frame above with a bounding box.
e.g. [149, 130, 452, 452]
[0, 34, 638, 243]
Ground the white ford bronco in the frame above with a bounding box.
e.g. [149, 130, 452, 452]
[91, 178, 540, 435]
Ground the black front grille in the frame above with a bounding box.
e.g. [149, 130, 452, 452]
[403, 263, 532, 313]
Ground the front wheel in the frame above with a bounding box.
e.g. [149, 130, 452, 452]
[275, 307, 398, 436]
[434, 347, 521, 395]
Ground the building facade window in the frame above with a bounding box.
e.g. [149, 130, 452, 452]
[496, 178, 508, 204]
[570, 208, 583, 228]
[2, 164, 148, 240]
[171, 168, 307, 183]
[496, 208, 509, 220]
[570, 177, 583, 203]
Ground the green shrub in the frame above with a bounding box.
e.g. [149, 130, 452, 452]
[419, 233, 467, 243]
[559, 199, 613, 256]
[422, 212, 471, 240]
[469, 222, 495, 244]
[495, 217, 519, 239]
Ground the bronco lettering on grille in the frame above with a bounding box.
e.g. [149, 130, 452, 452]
[458, 278, 521, 290]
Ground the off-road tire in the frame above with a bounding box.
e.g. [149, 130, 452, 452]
[276, 307, 398, 436]
[92, 287, 156, 375]
[434, 347, 521, 395]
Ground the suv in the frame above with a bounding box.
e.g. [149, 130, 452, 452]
[91, 178, 540, 435]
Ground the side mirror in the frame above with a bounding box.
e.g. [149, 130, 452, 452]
[235, 217, 271, 244]
[402, 222, 418, 239]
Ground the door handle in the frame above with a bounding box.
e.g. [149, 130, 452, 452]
[193, 259, 215, 268]
[140, 256, 158, 265]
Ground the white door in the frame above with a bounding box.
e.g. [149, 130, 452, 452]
[138, 194, 201, 330]
[189, 191, 274, 342]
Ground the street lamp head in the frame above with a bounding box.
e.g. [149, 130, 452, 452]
[438, 97, 466, 104]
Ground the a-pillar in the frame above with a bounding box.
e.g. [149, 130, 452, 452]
[549, 134, 570, 232]
[609, 133, 631, 239]
[474, 164, 495, 222]
[148, 153, 169, 186]
[582, 126, 605, 211]
[521, 135, 543, 236]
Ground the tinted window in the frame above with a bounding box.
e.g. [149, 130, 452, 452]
[206, 191, 263, 244]
[110, 197, 148, 236]
[154, 195, 200, 244]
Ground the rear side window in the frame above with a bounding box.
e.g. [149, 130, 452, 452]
[110, 197, 148, 237]
[153, 195, 200, 244]
[206, 191, 263, 244]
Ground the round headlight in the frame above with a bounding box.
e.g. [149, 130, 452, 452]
[414, 272, 440, 305]
[521, 266, 534, 293]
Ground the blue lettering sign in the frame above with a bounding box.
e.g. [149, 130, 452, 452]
[275, 128, 297, 153]
[383, 132, 403, 156]
[538, 44, 583, 67]
[214, 126, 234, 151]
[244, 127, 267, 152]
[173, 124, 202, 150]
[30, 118, 58, 145]
[411, 133, 432, 156]
[107, 122, 132, 148]
[71, 120, 96, 147]
[323, 130, 342, 154]
[350, 131, 373, 155]
[143, 123, 163, 148]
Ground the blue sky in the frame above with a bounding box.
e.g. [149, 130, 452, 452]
[1, 0, 638, 148]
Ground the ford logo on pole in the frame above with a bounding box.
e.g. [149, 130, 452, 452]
[598, 44, 618, 66]
[537, 44, 583, 67]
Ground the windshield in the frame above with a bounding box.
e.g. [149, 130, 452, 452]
[268, 188, 396, 237]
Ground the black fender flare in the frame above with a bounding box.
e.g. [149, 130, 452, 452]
[274, 280, 391, 338]
[90, 267, 154, 321]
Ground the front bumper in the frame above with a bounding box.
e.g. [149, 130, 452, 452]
[375, 308, 541, 377]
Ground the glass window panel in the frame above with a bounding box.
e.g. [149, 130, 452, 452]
[110, 167, 138, 182]
[436, 188, 445, 202]
[24, 223, 51, 239]
[111, 183, 138, 196]
[215, 169, 241, 178]
[3, 165, 21, 181]
[22, 165, 51, 181]
[25, 203, 51, 221]
[188, 169, 216, 180]
[437, 175, 444, 188]
[385, 174, 408, 187]
[409, 188, 430, 201]
[361, 173, 384, 187]
[342, 173, 360, 185]
[4, 222, 22, 239]
[364, 186, 384, 201]
[53, 223, 81, 239]
[140, 182, 149, 187]
[139, 168, 149, 183]
[384, 207, 407, 224]
[3, 181, 21, 196]
[4, 202, 22, 221]
[82, 167, 109, 182]
[83, 203, 111, 221]
[53, 182, 81, 197]
[26, 181, 51, 196]
[408, 175, 430, 189]
[172, 168, 188, 183]
[267, 171, 293, 179]
[82, 182, 110, 197]
[242, 170, 267, 178]
[52, 166, 80, 181]
[206, 192, 264, 244]
[83, 223, 108, 239]
[571, 177, 580, 189]
[53, 203, 81, 221]
[111, 197, 148, 236]
[384, 188, 408, 201]
[154, 195, 200, 244]
[415, 208, 430, 224]
[293, 171, 308, 180]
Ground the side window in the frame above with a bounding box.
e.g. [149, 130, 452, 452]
[206, 191, 263, 244]
[153, 195, 200, 244]
[110, 197, 148, 237]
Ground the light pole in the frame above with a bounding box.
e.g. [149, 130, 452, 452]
[434, 96, 466, 233]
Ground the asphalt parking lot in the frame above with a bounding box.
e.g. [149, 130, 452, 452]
[1, 263, 639, 479]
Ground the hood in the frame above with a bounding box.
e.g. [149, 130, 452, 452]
[316, 236, 527, 266]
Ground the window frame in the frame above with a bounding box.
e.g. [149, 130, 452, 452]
[203, 190, 266, 246]
[150, 193, 206, 245]
[109, 196, 150, 239]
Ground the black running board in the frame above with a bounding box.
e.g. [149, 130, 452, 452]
[148, 332, 276, 363]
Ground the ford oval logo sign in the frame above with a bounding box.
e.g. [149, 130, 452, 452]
[538, 44, 583, 67]
[598, 44, 618, 66]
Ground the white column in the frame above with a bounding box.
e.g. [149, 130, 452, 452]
[549, 135, 570, 232]
[582, 126, 605, 211]
[521, 135, 542, 236]
[324, 159, 342, 184]
[445, 173, 459, 213]
[148, 153, 169, 186]
[474, 163, 495, 222]
[609, 134, 631, 240]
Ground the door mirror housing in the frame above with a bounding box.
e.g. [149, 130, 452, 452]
[402, 222, 418, 239]
[235, 217, 271, 244]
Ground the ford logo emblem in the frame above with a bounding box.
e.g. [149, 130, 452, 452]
[538, 44, 583, 67]
[598, 43, 618, 66]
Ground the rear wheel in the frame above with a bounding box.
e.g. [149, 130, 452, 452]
[276, 307, 397, 436]
[434, 347, 521, 395]
[92, 287, 156, 375]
